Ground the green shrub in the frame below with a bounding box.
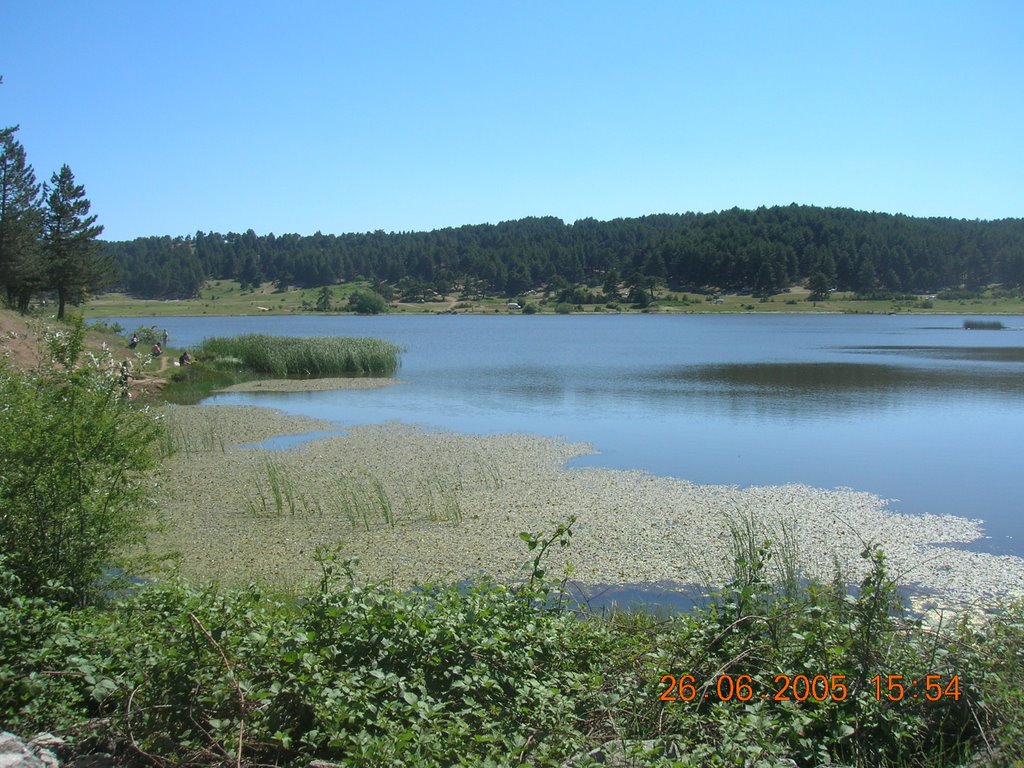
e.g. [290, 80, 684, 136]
[347, 289, 389, 314]
[0, 318, 163, 605]
[2, 525, 1023, 765]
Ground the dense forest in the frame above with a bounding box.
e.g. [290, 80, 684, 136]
[103, 205, 1024, 300]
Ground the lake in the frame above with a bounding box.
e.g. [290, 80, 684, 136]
[96, 313, 1024, 557]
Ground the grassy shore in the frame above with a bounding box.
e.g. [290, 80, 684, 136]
[81, 279, 1024, 316]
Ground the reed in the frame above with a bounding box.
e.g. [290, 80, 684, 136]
[157, 419, 227, 458]
[238, 453, 465, 529]
[963, 319, 1004, 330]
[245, 454, 299, 516]
[200, 334, 401, 377]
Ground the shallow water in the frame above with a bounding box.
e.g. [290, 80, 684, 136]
[96, 313, 1024, 555]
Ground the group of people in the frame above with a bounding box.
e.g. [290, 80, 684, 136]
[127, 328, 169, 350]
[127, 329, 170, 350]
[123, 327, 192, 372]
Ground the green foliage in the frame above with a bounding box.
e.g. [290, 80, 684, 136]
[2, 521, 1023, 765]
[629, 286, 650, 308]
[199, 333, 401, 377]
[0, 546, 610, 766]
[347, 289, 388, 314]
[0, 317, 163, 604]
[315, 285, 333, 312]
[808, 270, 832, 300]
[0, 126, 44, 313]
[105, 205, 1024, 301]
[42, 164, 108, 319]
[1, 389, 1020, 768]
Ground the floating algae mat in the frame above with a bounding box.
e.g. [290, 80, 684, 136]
[148, 404, 1024, 606]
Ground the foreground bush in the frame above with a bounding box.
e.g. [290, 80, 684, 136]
[2, 529, 1024, 767]
[200, 334, 401, 377]
[0, 317, 163, 604]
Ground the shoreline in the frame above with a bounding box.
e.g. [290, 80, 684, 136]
[215, 377, 403, 393]
[148, 404, 1024, 610]
[87, 306, 1024, 319]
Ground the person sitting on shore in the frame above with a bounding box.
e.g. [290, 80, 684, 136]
[179, 351, 192, 366]
[151, 342, 162, 357]
[128, 333, 139, 349]
[119, 359, 133, 397]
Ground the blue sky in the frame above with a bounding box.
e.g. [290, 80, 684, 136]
[2, 1, 1021, 240]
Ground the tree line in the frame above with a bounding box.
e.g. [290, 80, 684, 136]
[5, 116, 1023, 308]
[104, 207, 1024, 300]
[0, 126, 107, 318]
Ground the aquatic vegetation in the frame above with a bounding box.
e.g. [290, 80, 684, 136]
[200, 333, 402, 377]
[963, 319, 1005, 330]
[243, 460, 465, 529]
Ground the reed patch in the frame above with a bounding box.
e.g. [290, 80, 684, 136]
[200, 333, 401, 377]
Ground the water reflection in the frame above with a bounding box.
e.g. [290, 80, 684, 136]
[649, 362, 1024, 418]
[839, 346, 1024, 363]
[471, 365, 570, 404]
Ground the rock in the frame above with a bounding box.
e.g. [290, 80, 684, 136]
[0, 732, 59, 768]
[25, 737, 60, 768]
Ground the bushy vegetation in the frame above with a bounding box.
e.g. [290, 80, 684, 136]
[346, 289, 389, 314]
[0, 317, 163, 604]
[199, 334, 401, 377]
[2, 520, 1024, 766]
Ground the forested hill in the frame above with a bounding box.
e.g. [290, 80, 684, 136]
[103, 205, 1024, 299]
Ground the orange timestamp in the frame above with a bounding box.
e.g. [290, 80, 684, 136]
[659, 673, 961, 703]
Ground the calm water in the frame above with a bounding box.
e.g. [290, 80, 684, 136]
[96, 314, 1024, 556]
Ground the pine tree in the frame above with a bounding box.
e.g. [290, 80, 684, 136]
[0, 126, 43, 312]
[42, 164, 108, 319]
[808, 270, 832, 301]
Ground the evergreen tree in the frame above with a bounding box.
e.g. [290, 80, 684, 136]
[315, 285, 332, 311]
[808, 270, 832, 301]
[856, 257, 878, 294]
[602, 268, 620, 299]
[42, 165, 107, 319]
[0, 126, 43, 312]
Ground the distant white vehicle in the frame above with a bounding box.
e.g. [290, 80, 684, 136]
[507, 302, 521, 310]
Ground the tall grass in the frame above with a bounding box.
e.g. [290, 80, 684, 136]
[244, 454, 299, 516]
[157, 419, 227, 458]
[200, 334, 401, 377]
[242, 460, 464, 528]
